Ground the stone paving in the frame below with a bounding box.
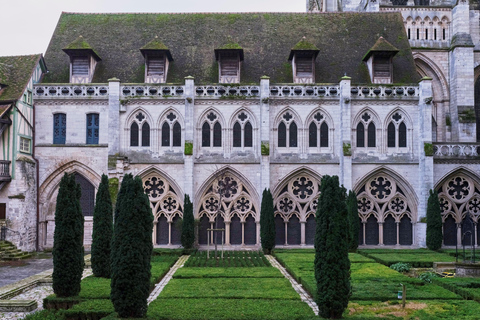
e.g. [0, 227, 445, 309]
[147, 255, 189, 304]
[0, 255, 53, 288]
[266, 255, 319, 316]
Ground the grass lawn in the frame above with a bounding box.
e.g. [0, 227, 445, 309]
[150, 251, 315, 320]
[184, 250, 270, 267]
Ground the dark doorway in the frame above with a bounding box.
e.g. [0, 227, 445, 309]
[244, 215, 256, 245]
[74, 173, 95, 216]
[156, 215, 168, 245]
[275, 215, 285, 245]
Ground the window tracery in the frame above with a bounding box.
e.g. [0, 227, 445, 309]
[357, 175, 415, 246]
[274, 174, 320, 245]
[197, 173, 257, 245]
[437, 174, 480, 246]
[387, 112, 407, 148]
[201, 111, 222, 147]
[355, 111, 376, 148]
[232, 112, 253, 148]
[308, 111, 329, 149]
[143, 174, 183, 245]
[160, 111, 182, 149]
[278, 111, 298, 149]
[130, 111, 150, 147]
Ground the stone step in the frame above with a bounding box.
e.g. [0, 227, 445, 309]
[2, 252, 32, 260]
[0, 300, 38, 312]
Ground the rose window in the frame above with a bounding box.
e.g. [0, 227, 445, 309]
[369, 177, 393, 201]
[292, 177, 314, 201]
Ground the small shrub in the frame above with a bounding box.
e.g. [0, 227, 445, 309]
[390, 262, 411, 273]
[22, 310, 65, 320]
[419, 272, 439, 283]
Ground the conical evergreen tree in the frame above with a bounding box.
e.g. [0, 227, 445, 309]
[52, 173, 84, 297]
[110, 174, 153, 318]
[315, 175, 350, 319]
[426, 189, 443, 250]
[346, 190, 360, 252]
[181, 194, 195, 250]
[91, 174, 113, 278]
[260, 188, 275, 254]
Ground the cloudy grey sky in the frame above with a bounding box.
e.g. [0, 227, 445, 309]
[0, 0, 305, 56]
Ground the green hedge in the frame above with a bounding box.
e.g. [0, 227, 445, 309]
[61, 299, 114, 320]
[184, 251, 270, 267]
[433, 277, 480, 302]
[173, 267, 283, 279]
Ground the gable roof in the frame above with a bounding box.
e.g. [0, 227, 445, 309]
[362, 36, 399, 61]
[63, 35, 102, 61]
[289, 37, 320, 60]
[140, 37, 173, 61]
[43, 12, 419, 84]
[0, 54, 43, 102]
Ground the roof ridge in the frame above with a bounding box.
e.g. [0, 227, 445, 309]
[59, 11, 395, 15]
[0, 53, 42, 59]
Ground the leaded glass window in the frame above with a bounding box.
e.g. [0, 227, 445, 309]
[142, 122, 150, 147]
[53, 113, 66, 144]
[86, 113, 99, 145]
[130, 122, 139, 146]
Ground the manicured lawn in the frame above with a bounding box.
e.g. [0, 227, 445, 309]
[362, 252, 456, 267]
[184, 250, 270, 267]
[174, 267, 283, 278]
[433, 277, 480, 301]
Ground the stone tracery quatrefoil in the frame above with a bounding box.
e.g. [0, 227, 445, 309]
[207, 112, 217, 122]
[392, 112, 402, 122]
[283, 112, 293, 122]
[388, 197, 406, 214]
[368, 177, 393, 201]
[144, 177, 165, 199]
[314, 112, 323, 122]
[217, 176, 238, 200]
[446, 177, 471, 202]
[235, 196, 251, 212]
[292, 177, 314, 201]
[358, 197, 373, 214]
[162, 196, 178, 212]
[136, 112, 145, 122]
[310, 197, 318, 212]
[439, 196, 451, 214]
[468, 197, 480, 215]
[278, 197, 294, 213]
[238, 112, 248, 122]
[361, 112, 371, 123]
[167, 112, 177, 122]
[205, 197, 219, 213]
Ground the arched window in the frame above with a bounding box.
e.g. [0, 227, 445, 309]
[278, 122, 287, 147]
[356, 122, 365, 148]
[173, 122, 181, 147]
[387, 122, 395, 148]
[213, 122, 222, 147]
[202, 122, 210, 147]
[278, 111, 298, 149]
[387, 112, 408, 149]
[201, 111, 222, 148]
[142, 122, 150, 146]
[162, 122, 170, 146]
[130, 111, 150, 147]
[308, 113, 329, 150]
[160, 111, 182, 149]
[130, 122, 139, 146]
[233, 122, 241, 147]
[355, 112, 376, 149]
[232, 112, 254, 149]
[289, 122, 297, 147]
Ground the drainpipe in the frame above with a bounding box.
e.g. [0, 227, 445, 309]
[32, 103, 40, 252]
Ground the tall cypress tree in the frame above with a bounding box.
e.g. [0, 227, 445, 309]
[346, 190, 360, 252]
[426, 189, 443, 250]
[260, 188, 275, 254]
[91, 174, 113, 278]
[52, 173, 84, 297]
[315, 175, 350, 319]
[111, 174, 153, 318]
[181, 194, 195, 250]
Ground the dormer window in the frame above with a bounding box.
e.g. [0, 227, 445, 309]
[62, 36, 101, 84]
[140, 37, 173, 84]
[363, 37, 399, 84]
[215, 42, 243, 84]
[289, 38, 319, 84]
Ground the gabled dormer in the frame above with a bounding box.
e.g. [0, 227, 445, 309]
[62, 36, 101, 84]
[289, 37, 320, 84]
[215, 42, 244, 84]
[140, 37, 173, 84]
[362, 37, 399, 84]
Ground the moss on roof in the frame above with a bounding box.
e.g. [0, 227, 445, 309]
[43, 12, 419, 84]
[363, 36, 399, 61]
[292, 38, 320, 51]
[63, 35, 101, 60]
[0, 54, 42, 102]
[141, 37, 170, 50]
[218, 42, 243, 50]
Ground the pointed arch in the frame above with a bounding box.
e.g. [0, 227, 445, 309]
[352, 107, 382, 128]
[125, 106, 154, 128]
[413, 53, 449, 101]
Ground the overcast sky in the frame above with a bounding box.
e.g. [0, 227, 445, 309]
[0, 0, 305, 56]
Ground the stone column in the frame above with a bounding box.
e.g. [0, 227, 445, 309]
[449, 1, 476, 141]
[339, 76, 352, 191]
[260, 76, 270, 192]
[300, 221, 306, 245]
[108, 78, 120, 156]
[184, 76, 195, 204]
[417, 77, 434, 248]
[378, 222, 384, 245]
[225, 222, 231, 245]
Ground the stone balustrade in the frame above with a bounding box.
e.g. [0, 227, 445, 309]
[34, 85, 109, 98]
[121, 85, 184, 98]
[433, 143, 480, 158]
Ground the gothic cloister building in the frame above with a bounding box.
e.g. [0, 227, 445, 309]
[1, 0, 480, 251]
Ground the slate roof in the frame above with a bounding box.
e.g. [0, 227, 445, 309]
[0, 54, 43, 102]
[63, 36, 102, 61]
[363, 37, 399, 61]
[43, 12, 419, 84]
